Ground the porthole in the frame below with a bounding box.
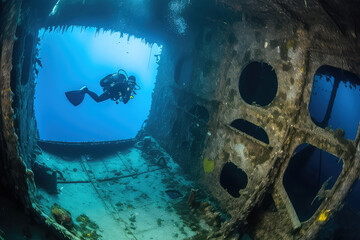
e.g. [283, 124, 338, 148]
[239, 62, 278, 106]
[220, 162, 248, 198]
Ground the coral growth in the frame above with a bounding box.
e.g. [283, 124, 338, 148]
[51, 203, 73, 228]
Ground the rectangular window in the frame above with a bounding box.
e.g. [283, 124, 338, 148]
[309, 65, 360, 140]
[34, 27, 162, 142]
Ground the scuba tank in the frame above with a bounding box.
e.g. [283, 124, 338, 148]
[100, 70, 126, 91]
[100, 69, 141, 102]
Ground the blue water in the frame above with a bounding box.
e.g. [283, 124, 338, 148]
[34, 27, 162, 142]
[284, 143, 343, 222]
[309, 70, 360, 140]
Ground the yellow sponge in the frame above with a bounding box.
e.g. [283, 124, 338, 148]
[318, 209, 331, 222]
[203, 158, 215, 173]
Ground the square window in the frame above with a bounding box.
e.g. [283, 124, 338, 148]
[309, 65, 360, 140]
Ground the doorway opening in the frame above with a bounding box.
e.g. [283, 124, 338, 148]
[35, 27, 162, 142]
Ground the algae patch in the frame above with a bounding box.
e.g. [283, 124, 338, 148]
[203, 158, 215, 173]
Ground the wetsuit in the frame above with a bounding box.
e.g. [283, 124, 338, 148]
[84, 73, 134, 104]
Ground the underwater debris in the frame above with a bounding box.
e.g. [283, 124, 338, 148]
[157, 218, 164, 227]
[195, 199, 222, 227]
[199, 202, 222, 227]
[129, 214, 136, 223]
[54, 169, 66, 181]
[137, 136, 171, 168]
[140, 192, 150, 199]
[76, 214, 99, 229]
[126, 203, 135, 209]
[129, 223, 137, 230]
[188, 189, 198, 207]
[172, 195, 225, 239]
[33, 161, 57, 194]
[135, 136, 152, 148]
[115, 202, 125, 211]
[51, 203, 73, 228]
[75, 214, 102, 240]
[157, 156, 168, 167]
[166, 189, 183, 199]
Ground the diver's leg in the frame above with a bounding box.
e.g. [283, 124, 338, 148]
[85, 90, 111, 103]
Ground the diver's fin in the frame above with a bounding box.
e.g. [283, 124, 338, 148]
[65, 90, 85, 106]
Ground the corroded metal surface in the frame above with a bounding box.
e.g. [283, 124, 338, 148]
[0, 0, 359, 239]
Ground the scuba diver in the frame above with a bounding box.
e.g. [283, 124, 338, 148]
[65, 69, 140, 106]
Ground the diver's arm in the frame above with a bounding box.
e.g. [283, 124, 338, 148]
[85, 89, 111, 103]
